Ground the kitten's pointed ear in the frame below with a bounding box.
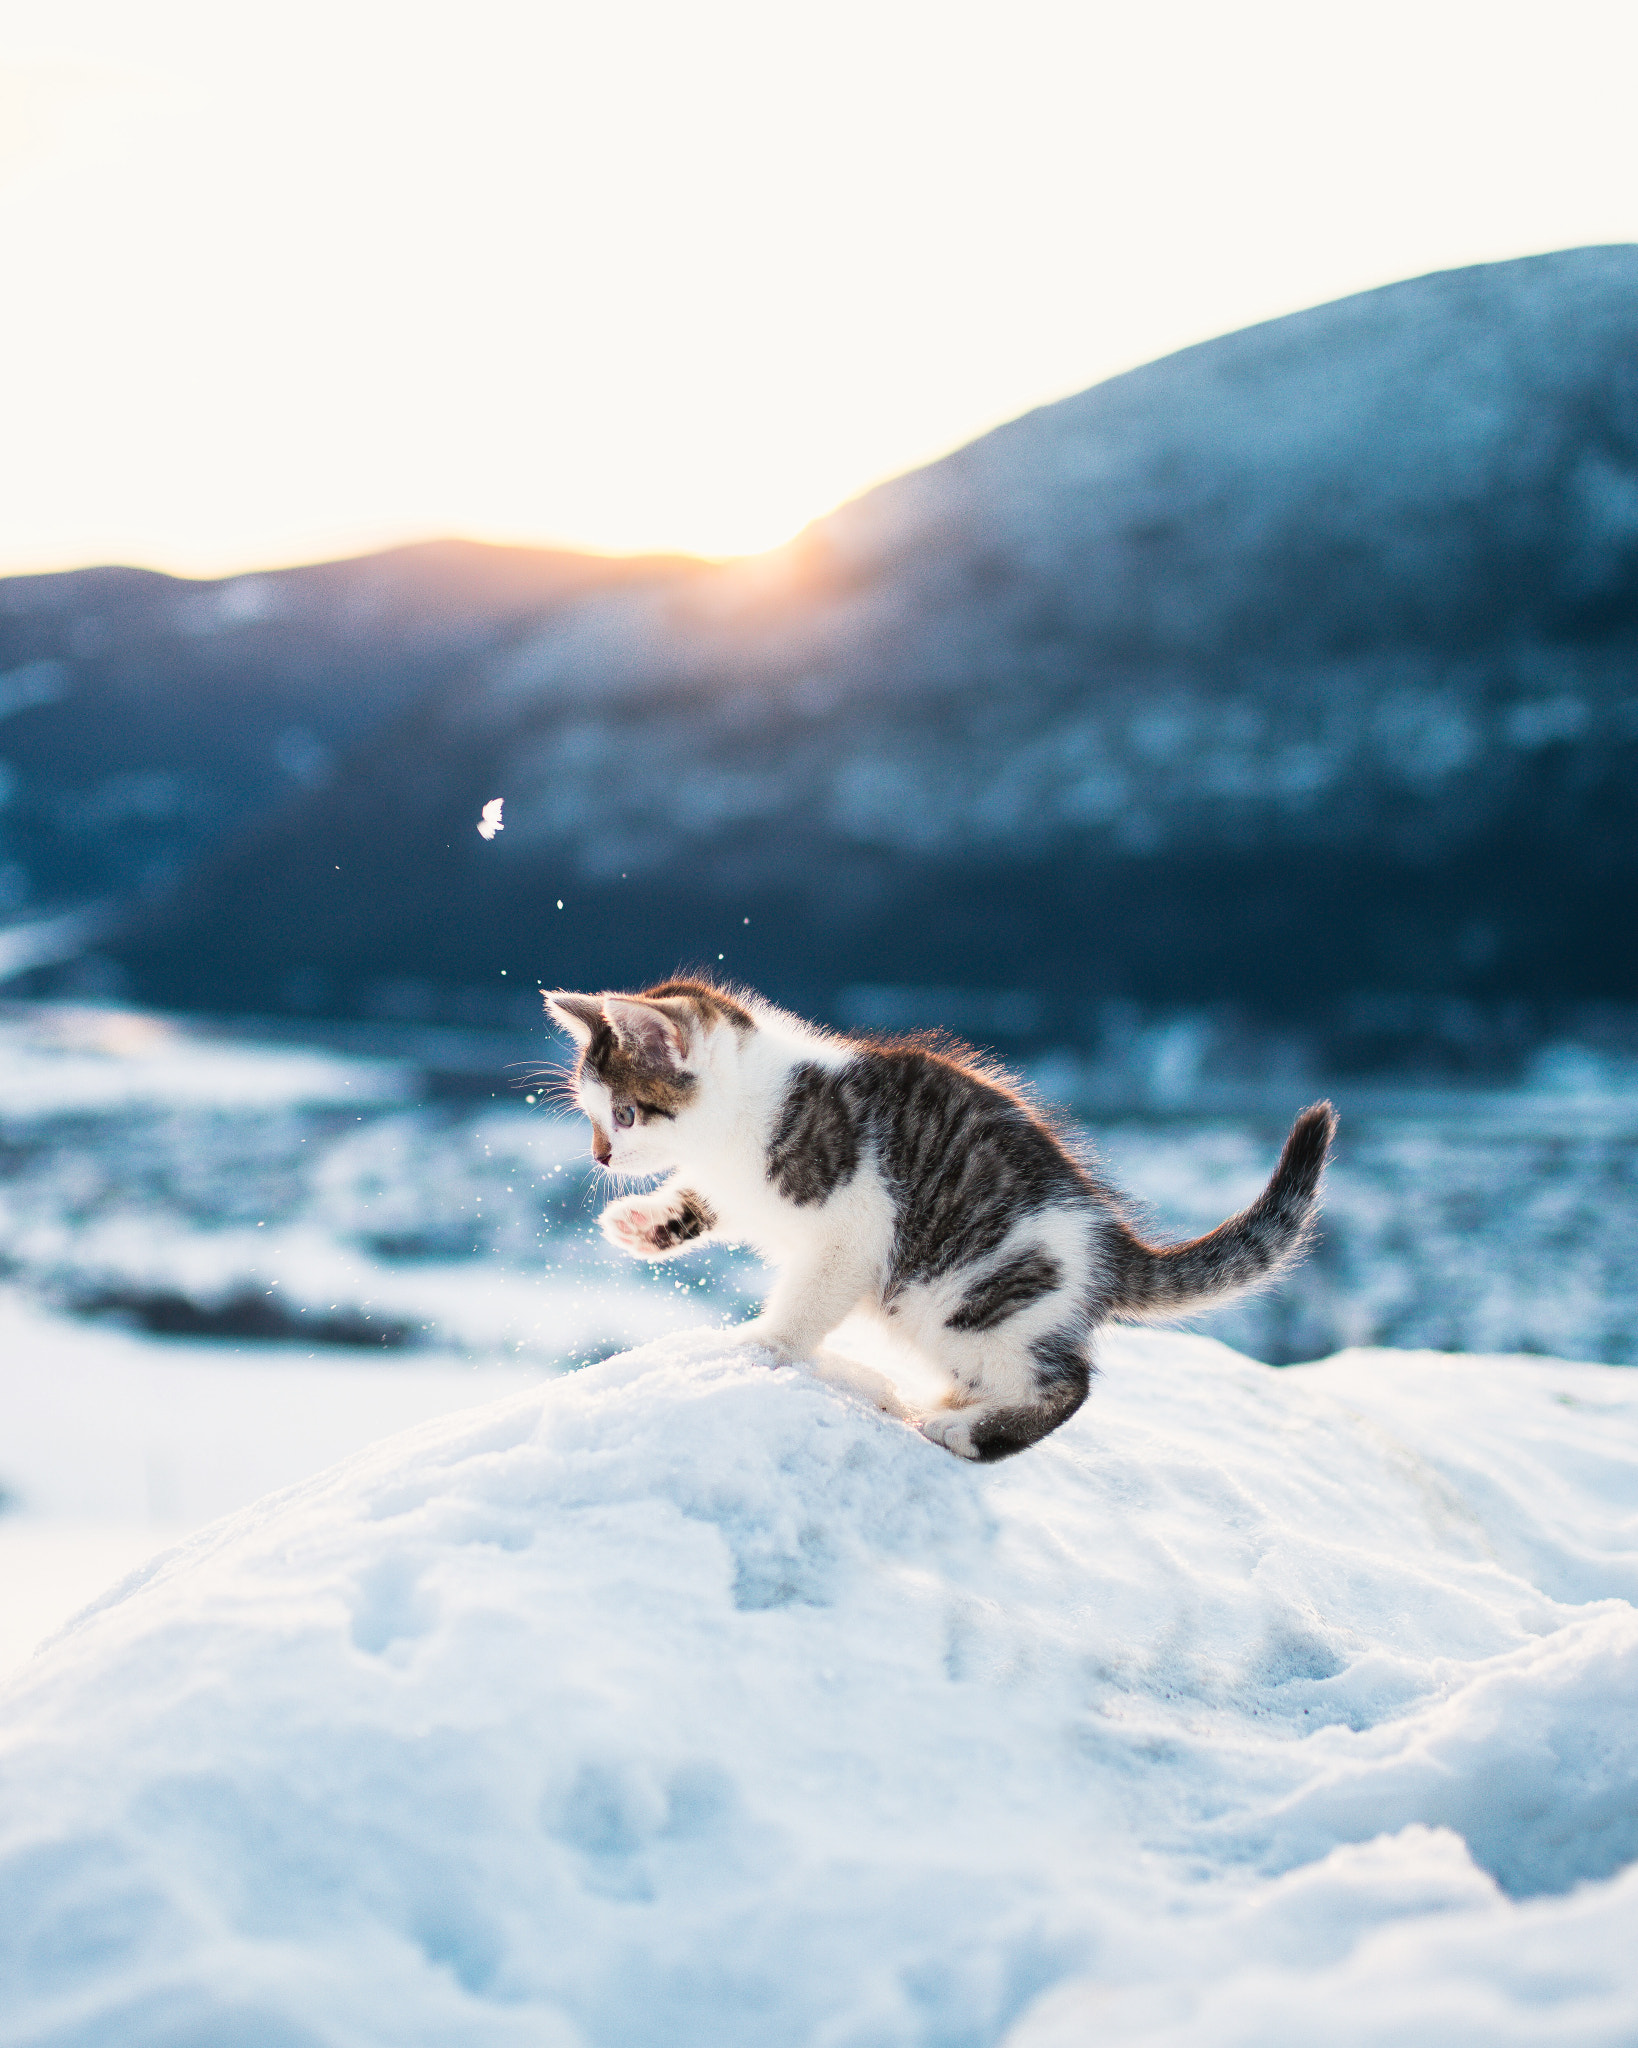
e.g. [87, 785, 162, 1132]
[600, 996, 691, 1072]
[544, 992, 604, 1045]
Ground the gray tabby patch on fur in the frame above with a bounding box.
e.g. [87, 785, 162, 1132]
[546, 979, 1336, 1461]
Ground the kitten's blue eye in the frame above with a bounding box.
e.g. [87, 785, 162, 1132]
[612, 1104, 636, 1128]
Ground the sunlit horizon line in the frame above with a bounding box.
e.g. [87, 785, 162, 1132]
[0, 369, 1063, 585]
[0, 368, 1094, 587]
[0, 526, 787, 588]
[0, 513, 816, 588]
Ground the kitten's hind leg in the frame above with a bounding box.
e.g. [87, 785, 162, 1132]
[917, 1329, 1093, 1462]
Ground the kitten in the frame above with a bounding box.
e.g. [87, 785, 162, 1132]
[546, 979, 1335, 1461]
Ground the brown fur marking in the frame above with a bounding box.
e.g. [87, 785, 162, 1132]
[575, 979, 754, 1114]
[640, 978, 756, 1034]
[577, 1019, 698, 1118]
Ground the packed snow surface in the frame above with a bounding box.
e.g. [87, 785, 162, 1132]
[3, 1326, 1635, 2047]
[0, 1289, 545, 1678]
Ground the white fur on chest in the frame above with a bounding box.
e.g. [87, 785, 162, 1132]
[682, 1019, 874, 1259]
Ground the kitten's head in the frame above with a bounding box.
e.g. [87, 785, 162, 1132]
[544, 979, 753, 1173]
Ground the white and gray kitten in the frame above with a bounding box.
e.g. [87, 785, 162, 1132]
[546, 979, 1335, 1461]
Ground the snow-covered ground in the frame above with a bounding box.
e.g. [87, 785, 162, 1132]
[2, 1003, 1636, 2040]
[0, 1290, 544, 1680]
[2, 1324, 1635, 2046]
[0, 1003, 748, 1686]
[2, 995, 1636, 1676]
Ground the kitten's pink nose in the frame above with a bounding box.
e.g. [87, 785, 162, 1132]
[591, 1126, 612, 1166]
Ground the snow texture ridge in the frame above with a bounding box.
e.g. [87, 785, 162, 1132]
[2, 1327, 1636, 2046]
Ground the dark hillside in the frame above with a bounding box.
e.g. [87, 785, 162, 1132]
[20, 247, 1638, 1066]
[0, 540, 693, 918]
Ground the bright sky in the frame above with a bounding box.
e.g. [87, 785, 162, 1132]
[2, 0, 1636, 578]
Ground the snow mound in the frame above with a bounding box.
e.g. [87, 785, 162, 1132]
[3, 1329, 1636, 2046]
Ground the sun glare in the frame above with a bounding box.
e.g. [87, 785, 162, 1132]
[1, 2, 1637, 579]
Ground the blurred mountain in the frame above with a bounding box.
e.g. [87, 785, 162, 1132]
[19, 246, 1638, 1066]
[0, 539, 694, 937]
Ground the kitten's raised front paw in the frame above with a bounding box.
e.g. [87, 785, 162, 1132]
[598, 1194, 672, 1257]
[916, 1410, 983, 1461]
[600, 1188, 716, 1260]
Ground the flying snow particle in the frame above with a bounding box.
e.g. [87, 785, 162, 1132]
[477, 798, 504, 841]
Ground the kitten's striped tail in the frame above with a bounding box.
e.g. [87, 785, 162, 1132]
[1104, 1102, 1336, 1318]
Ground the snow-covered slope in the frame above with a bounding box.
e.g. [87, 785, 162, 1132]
[3, 1327, 1634, 2046]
